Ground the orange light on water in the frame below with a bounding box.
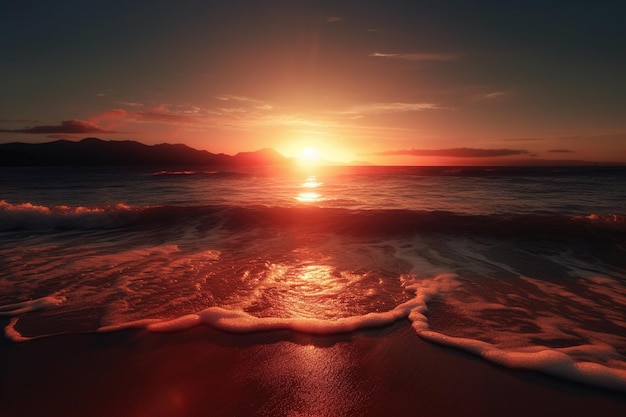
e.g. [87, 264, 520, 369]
[296, 175, 323, 202]
[302, 175, 322, 188]
[296, 192, 321, 203]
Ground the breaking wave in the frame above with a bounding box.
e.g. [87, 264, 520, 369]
[1, 200, 624, 241]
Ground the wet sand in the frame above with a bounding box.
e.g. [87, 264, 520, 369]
[1, 320, 624, 417]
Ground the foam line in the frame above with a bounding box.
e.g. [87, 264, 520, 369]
[1, 295, 67, 342]
[415, 329, 626, 392]
[0, 295, 67, 316]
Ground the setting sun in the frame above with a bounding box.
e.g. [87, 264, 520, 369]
[295, 146, 322, 167]
[299, 147, 319, 162]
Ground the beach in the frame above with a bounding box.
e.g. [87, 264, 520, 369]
[2, 319, 625, 417]
[1, 166, 625, 416]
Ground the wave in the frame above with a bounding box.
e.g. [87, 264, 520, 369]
[0, 200, 137, 230]
[1, 200, 624, 239]
[152, 170, 252, 178]
[6, 274, 626, 392]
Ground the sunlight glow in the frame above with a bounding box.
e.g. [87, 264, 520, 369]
[296, 192, 321, 203]
[302, 176, 322, 188]
[300, 147, 319, 160]
[298, 147, 320, 166]
[297, 175, 323, 202]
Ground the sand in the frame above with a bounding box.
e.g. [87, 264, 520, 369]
[1, 319, 624, 417]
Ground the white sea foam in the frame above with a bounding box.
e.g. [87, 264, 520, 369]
[151, 301, 415, 334]
[0, 200, 134, 230]
[417, 330, 626, 391]
[95, 272, 626, 392]
[1, 294, 67, 342]
[407, 275, 626, 392]
[97, 284, 422, 336]
[0, 294, 67, 316]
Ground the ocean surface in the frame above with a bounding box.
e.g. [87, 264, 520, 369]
[1, 165, 625, 391]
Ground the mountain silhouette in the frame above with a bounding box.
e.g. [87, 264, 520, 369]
[0, 138, 290, 167]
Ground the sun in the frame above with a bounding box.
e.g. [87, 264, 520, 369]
[296, 146, 321, 168]
[299, 147, 319, 161]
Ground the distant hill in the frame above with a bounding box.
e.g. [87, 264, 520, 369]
[0, 138, 291, 167]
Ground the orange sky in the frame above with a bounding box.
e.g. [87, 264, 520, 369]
[1, 1, 625, 165]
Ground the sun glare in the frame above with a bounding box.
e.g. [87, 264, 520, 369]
[299, 147, 320, 164]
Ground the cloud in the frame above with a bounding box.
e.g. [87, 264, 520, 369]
[341, 102, 443, 115]
[0, 119, 113, 134]
[327, 16, 343, 23]
[1, 100, 264, 137]
[134, 110, 202, 124]
[0, 108, 133, 135]
[206, 98, 446, 131]
[90, 109, 128, 122]
[259, 114, 333, 128]
[369, 52, 460, 61]
[547, 149, 575, 153]
[0, 119, 41, 123]
[115, 101, 144, 108]
[96, 105, 205, 127]
[475, 91, 508, 100]
[88, 96, 443, 133]
[371, 148, 530, 158]
[217, 95, 264, 104]
[216, 95, 273, 111]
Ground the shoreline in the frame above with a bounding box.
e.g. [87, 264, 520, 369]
[1, 320, 625, 417]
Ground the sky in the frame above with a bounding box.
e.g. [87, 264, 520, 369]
[1, 0, 625, 165]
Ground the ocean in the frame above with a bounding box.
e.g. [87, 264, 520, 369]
[1, 165, 625, 393]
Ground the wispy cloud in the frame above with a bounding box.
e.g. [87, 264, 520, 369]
[216, 95, 274, 111]
[115, 101, 144, 108]
[509, 133, 626, 143]
[0, 105, 203, 136]
[0, 119, 114, 134]
[371, 148, 530, 158]
[217, 95, 265, 104]
[121, 104, 205, 125]
[327, 16, 343, 23]
[0, 119, 41, 124]
[0, 94, 449, 140]
[547, 149, 575, 153]
[340, 102, 444, 116]
[475, 91, 508, 100]
[210, 99, 443, 130]
[259, 114, 334, 128]
[369, 52, 461, 61]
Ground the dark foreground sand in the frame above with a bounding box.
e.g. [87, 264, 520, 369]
[1, 320, 624, 417]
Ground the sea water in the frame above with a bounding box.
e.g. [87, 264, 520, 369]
[1, 165, 625, 391]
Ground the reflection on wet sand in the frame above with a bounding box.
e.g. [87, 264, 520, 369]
[259, 340, 366, 417]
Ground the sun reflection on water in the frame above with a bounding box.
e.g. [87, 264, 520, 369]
[269, 262, 345, 318]
[296, 175, 323, 203]
[243, 259, 370, 321]
[296, 192, 322, 202]
[302, 176, 322, 188]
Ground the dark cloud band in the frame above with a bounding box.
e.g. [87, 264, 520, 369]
[371, 148, 529, 158]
